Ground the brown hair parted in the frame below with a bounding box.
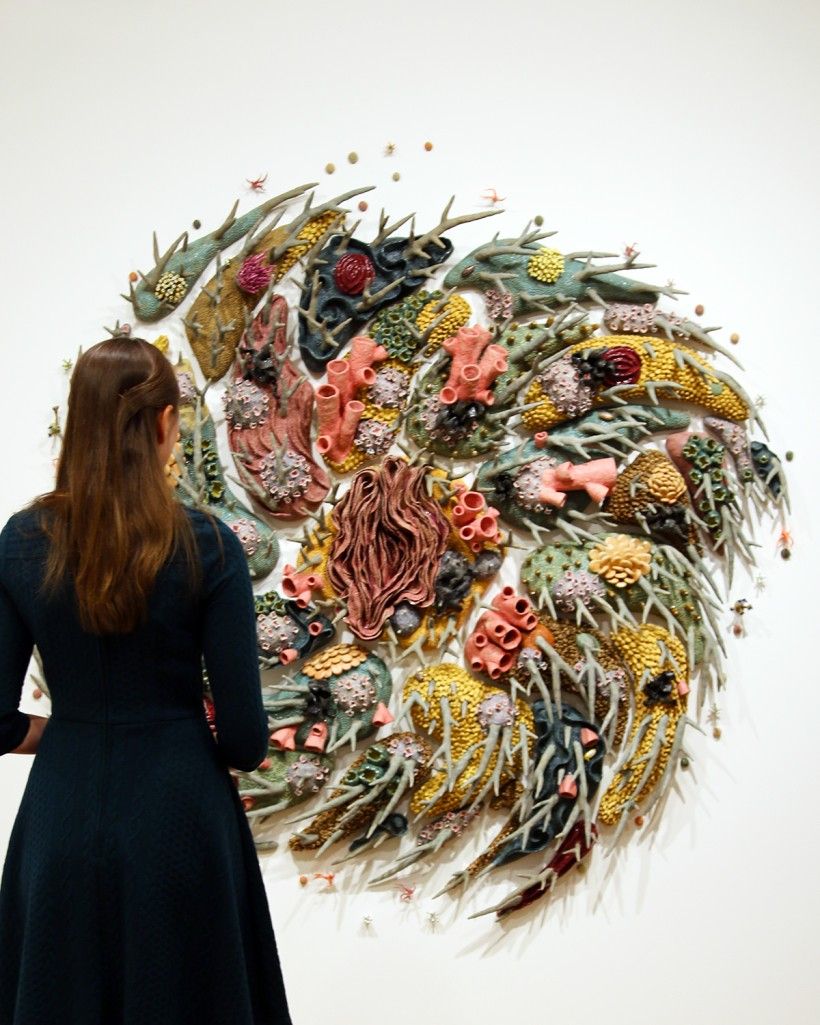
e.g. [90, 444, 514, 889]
[26, 337, 219, 635]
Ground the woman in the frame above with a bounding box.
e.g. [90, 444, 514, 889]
[0, 338, 294, 1024]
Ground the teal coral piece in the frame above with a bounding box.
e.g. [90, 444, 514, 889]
[235, 749, 334, 819]
[123, 183, 319, 322]
[173, 380, 279, 580]
[266, 649, 393, 755]
[443, 233, 680, 317]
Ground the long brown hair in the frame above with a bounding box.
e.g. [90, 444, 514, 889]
[26, 338, 211, 634]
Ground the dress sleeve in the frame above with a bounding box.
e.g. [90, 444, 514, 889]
[199, 520, 269, 772]
[0, 524, 33, 756]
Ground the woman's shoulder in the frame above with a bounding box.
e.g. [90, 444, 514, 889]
[0, 504, 50, 558]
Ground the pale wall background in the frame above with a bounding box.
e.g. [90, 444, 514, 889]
[0, 1, 818, 1023]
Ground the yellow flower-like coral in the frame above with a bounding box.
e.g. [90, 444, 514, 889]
[526, 247, 565, 284]
[588, 534, 652, 587]
[154, 271, 187, 305]
[645, 459, 687, 503]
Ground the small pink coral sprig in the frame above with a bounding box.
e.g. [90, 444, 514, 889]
[537, 457, 617, 508]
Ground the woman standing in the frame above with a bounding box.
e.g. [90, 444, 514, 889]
[0, 338, 294, 1024]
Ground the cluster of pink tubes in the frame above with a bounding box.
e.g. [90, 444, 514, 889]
[316, 335, 388, 463]
[438, 324, 509, 406]
[269, 700, 394, 753]
[465, 586, 539, 680]
[451, 486, 502, 552]
[281, 564, 324, 609]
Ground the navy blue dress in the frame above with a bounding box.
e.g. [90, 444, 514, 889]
[0, 504, 294, 1025]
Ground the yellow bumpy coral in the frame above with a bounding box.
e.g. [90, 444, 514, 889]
[404, 665, 534, 819]
[522, 335, 749, 430]
[588, 534, 652, 587]
[527, 247, 565, 283]
[598, 624, 688, 826]
[417, 294, 471, 353]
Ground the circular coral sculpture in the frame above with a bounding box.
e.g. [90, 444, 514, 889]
[285, 754, 331, 797]
[154, 271, 187, 306]
[588, 534, 653, 587]
[334, 252, 376, 296]
[354, 418, 395, 455]
[367, 366, 410, 408]
[552, 569, 607, 613]
[476, 692, 517, 729]
[176, 371, 197, 404]
[526, 247, 565, 284]
[538, 357, 594, 417]
[301, 644, 368, 681]
[256, 610, 300, 654]
[331, 671, 377, 715]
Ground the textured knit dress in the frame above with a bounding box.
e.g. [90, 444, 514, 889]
[0, 503, 294, 1025]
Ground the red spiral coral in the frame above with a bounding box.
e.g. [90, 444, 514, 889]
[334, 252, 376, 296]
[601, 345, 642, 385]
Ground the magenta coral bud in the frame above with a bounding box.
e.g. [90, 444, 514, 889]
[236, 253, 273, 295]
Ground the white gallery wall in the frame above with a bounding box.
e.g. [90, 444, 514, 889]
[1, 1, 818, 1023]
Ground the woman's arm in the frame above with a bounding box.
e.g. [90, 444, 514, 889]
[199, 520, 269, 772]
[9, 714, 49, 754]
[0, 568, 38, 756]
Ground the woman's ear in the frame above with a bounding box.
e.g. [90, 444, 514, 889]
[156, 403, 176, 445]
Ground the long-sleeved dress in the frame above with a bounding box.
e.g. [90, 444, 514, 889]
[0, 503, 294, 1025]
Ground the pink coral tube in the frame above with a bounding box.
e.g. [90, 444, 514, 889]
[491, 587, 538, 631]
[327, 360, 354, 406]
[349, 335, 388, 388]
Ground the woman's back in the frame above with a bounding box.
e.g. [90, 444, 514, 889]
[0, 503, 294, 1025]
